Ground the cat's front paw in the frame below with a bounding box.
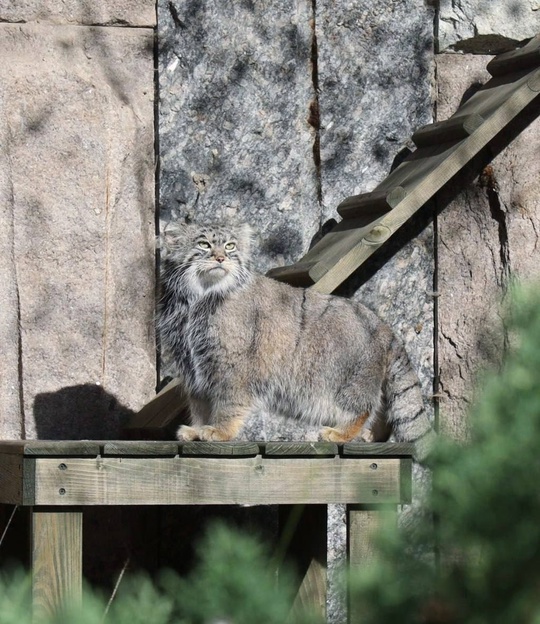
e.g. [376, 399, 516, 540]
[199, 425, 234, 441]
[177, 425, 201, 441]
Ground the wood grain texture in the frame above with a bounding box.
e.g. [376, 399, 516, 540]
[342, 442, 415, 457]
[264, 442, 338, 456]
[31, 456, 406, 506]
[31, 509, 82, 619]
[0, 441, 101, 456]
[347, 505, 397, 623]
[103, 441, 179, 456]
[181, 441, 260, 456]
[0, 454, 25, 504]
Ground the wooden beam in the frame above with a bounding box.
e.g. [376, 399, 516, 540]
[411, 114, 484, 148]
[31, 456, 406, 506]
[336, 187, 406, 221]
[487, 35, 540, 77]
[31, 509, 82, 619]
[277, 505, 327, 620]
[347, 505, 397, 623]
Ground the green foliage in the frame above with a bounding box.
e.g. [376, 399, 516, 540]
[351, 287, 540, 623]
[1, 522, 316, 624]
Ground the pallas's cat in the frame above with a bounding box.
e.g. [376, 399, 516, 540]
[158, 222, 433, 455]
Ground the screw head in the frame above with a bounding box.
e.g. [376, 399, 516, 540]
[58, 463, 67, 471]
[59, 488, 66, 496]
[370, 463, 378, 470]
[372, 489, 379, 497]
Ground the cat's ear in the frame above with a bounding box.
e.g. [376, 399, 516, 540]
[158, 222, 190, 258]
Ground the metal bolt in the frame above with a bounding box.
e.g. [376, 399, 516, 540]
[59, 488, 66, 496]
[372, 489, 379, 497]
[370, 463, 378, 470]
[58, 463, 67, 471]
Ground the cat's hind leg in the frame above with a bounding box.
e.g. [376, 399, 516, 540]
[319, 411, 371, 443]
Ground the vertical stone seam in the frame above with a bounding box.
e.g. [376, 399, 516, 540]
[101, 160, 112, 384]
[309, 0, 323, 223]
[432, 50, 440, 434]
[5, 147, 26, 438]
[153, 11, 162, 389]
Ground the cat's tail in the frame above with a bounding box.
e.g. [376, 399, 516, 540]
[384, 336, 436, 461]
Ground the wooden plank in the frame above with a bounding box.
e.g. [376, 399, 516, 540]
[125, 378, 189, 430]
[0, 454, 25, 504]
[266, 261, 317, 287]
[31, 509, 82, 619]
[347, 505, 397, 623]
[277, 505, 327, 620]
[310, 67, 540, 294]
[32, 456, 406, 506]
[264, 442, 338, 457]
[0, 441, 101, 456]
[103, 441, 179, 456]
[181, 441, 260, 456]
[487, 35, 540, 77]
[342, 442, 415, 457]
[411, 113, 484, 148]
[336, 187, 406, 221]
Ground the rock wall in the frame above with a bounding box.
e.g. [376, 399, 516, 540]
[0, 4, 157, 439]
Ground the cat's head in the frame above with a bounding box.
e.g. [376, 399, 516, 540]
[160, 221, 253, 297]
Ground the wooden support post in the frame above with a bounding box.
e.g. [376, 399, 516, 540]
[31, 508, 83, 619]
[347, 504, 397, 624]
[277, 504, 327, 620]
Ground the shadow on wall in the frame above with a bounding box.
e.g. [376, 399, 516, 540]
[33, 384, 135, 440]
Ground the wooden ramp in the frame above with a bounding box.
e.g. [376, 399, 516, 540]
[268, 35, 540, 293]
[127, 36, 540, 434]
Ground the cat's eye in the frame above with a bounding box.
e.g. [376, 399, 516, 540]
[197, 241, 211, 250]
[224, 242, 236, 251]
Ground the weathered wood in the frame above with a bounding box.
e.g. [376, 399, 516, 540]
[0, 440, 101, 456]
[264, 442, 338, 457]
[412, 114, 484, 148]
[336, 187, 406, 221]
[487, 35, 540, 77]
[309, 66, 540, 294]
[0, 454, 25, 505]
[181, 441, 260, 457]
[342, 442, 416, 457]
[347, 505, 397, 623]
[125, 378, 189, 430]
[266, 261, 317, 287]
[278, 505, 327, 620]
[31, 456, 406, 506]
[103, 441, 179, 456]
[31, 509, 82, 619]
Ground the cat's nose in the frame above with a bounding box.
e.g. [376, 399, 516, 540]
[214, 254, 225, 263]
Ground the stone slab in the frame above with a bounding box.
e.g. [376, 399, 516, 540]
[0, 23, 156, 439]
[438, 0, 540, 53]
[0, 0, 156, 27]
[158, 0, 320, 276]
[436, 53, 540, 440]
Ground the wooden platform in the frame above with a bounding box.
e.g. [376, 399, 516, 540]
[0, 440, 413, 621]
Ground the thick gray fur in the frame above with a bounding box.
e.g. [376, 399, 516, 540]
[158, 222, 434, 457]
